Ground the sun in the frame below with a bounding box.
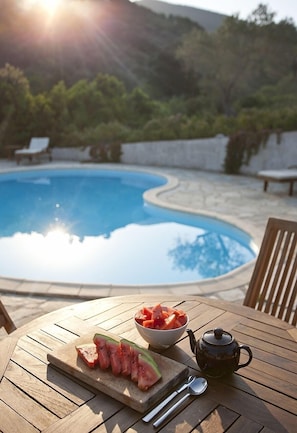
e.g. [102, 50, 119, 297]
[23, 0, 64, 15]
[42, 0, 61, 13]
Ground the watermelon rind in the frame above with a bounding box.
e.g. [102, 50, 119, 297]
[93, 333, 112, 344]
[137, 353, 162, 391]
[122, 339, 158, 368]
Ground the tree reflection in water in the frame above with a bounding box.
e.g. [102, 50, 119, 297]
[168, 231, 250, 279]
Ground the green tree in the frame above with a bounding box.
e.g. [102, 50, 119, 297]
[250, 6, 297, 84]
[67, 79, 100, 129]
[47, 80, 70, 143]
[30, 93, 55, 137]
[125, 87, 159, 127]
[67, 74, 127, 129]
[93, 74, 126, 122]
[176, 4, 297, 116]
[176, 17, 257, 115]
[0, 63, 31, 146]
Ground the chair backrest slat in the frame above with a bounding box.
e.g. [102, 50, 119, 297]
[268, 230, 293, 316]
[244, 218, 297, 326]
[259, 229, 283, 312]
[291, 292, 297, 326]
[0, 300, 16, 334]
[275, 233, 297, 319]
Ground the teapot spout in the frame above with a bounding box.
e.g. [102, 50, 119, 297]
[187, 329, 197, 354]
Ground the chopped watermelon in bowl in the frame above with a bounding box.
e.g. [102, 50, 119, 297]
[134, 304, 189, 349]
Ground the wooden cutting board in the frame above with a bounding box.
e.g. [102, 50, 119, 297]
[47, 328, 189, 413]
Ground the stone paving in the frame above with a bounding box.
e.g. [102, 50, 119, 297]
[0, 159, 296, 336]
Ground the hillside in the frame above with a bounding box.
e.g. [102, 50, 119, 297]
[137, 0, 227, 32]
[0, 0, 201, 96]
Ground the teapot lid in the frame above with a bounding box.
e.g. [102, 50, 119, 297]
[202, 328, 234, 346]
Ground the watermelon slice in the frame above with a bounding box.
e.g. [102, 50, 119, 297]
[106, 337, 122, 376]
[137, 353, 162, 391]
[128, 341, 160, 388]
[130, 345, 140, 383]
[90, 334, 162, 391]
[120, 339, 141, 382]
[93, 333, 110, 369]
[75, 343, 99, 368]
[120, 339, 132, 376]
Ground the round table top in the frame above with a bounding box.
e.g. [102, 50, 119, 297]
[0, 294, 296, 433]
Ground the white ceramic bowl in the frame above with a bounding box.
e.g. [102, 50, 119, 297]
[134, 314, 189, 349]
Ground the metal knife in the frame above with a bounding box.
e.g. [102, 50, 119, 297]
[142, 375, 195, 423]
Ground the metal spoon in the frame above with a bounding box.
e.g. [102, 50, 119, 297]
[152, 377, 208, 428]
[142, 375, 196, 423]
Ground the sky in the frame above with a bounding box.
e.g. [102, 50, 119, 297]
[133, 1, 297, 24]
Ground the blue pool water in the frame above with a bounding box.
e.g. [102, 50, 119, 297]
[0, 168, 256, 285]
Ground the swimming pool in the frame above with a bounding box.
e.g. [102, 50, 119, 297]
[0, 167, 257, 285]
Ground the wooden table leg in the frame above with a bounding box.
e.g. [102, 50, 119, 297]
[263, 180, 268, 192]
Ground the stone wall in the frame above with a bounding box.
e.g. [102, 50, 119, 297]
[121, 131, 297, 175]
[51, 131, 297, 175]
[240, 131, 297, 174]
[52, 146, 90, 162]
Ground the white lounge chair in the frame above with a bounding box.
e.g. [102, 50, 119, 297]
[15, 137, 51, 165]
[258, 168, 297, 196]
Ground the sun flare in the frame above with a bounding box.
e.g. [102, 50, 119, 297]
[23, 0, 64, 15]
[42, 228, 81, 262]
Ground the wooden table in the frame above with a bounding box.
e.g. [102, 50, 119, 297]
[0, 294, 296, 433]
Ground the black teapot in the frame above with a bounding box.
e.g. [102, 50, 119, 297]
[187, 328, 253, 378]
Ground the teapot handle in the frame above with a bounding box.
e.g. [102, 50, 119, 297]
[235, 345, 253, 370]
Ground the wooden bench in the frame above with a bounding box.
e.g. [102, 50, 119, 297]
[257, 169, 297, 196]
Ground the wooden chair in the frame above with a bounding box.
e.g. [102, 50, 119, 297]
[243, 217, 297, 326]
[0, 300, 16, 334]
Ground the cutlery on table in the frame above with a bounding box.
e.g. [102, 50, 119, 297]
[142, 375, 195, 423]
[152, 377, 208, 428]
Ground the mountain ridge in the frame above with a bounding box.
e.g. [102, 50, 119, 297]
[0, 0, 200, 96]
[137, 0, 227, 32]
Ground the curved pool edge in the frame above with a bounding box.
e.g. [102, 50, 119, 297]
[0, 259, 255, 300]
[0, 162, 257, 299]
